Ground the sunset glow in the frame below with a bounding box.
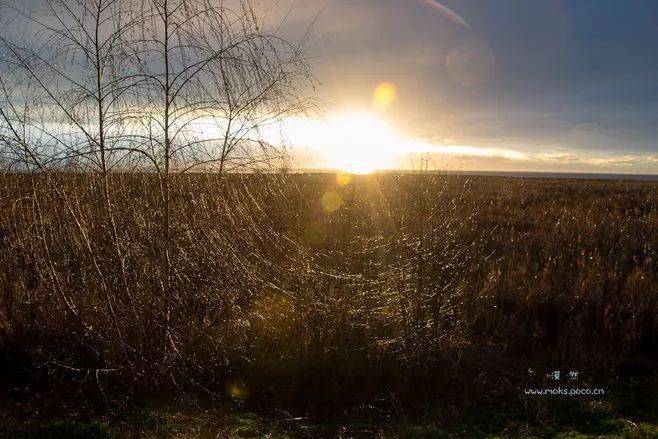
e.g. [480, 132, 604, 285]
[275, 111, 534, 173]
[282, 112, 406, 173]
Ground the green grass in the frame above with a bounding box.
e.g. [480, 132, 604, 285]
[4, 409, 656, 438]
[1, 420, 109, 439]
[3, 377, 657, 438]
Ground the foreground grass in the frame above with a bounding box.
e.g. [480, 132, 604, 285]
[2, 404, 657, 438]
[2, 373, 657, 438]
[1, 174, 657, 437]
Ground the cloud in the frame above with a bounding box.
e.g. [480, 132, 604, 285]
[584, 156, 640, 166]
[276, 113, 657, 172]
[534, 151, 658, 168]
[413, 142, 529, 161]
[536, 152, 580, 163]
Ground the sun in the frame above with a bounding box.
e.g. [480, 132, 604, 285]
[326, 112, 403, 173]
[282, 111, 406, 174]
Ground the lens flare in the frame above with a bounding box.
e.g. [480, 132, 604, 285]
[421, 0, 470, 28]
[226, 378, 249, 400]
[336, 173, 352, 186]
[373, 82, 397, 110]
[322, 191, 343, 213]
[445, 38, 495, 87]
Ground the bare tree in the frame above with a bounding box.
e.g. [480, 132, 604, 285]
[115, 0, 313, 360]
[1, 0, 313, 379]
[0, 0, 155, 371]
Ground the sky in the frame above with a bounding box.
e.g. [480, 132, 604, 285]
[2, 0, 657, 174]
[263, 0, 658, 173]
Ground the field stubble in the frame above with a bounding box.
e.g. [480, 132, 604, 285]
[0, 172, 656, 415]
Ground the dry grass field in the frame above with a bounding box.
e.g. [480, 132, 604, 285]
[0, 172, 657, 437]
